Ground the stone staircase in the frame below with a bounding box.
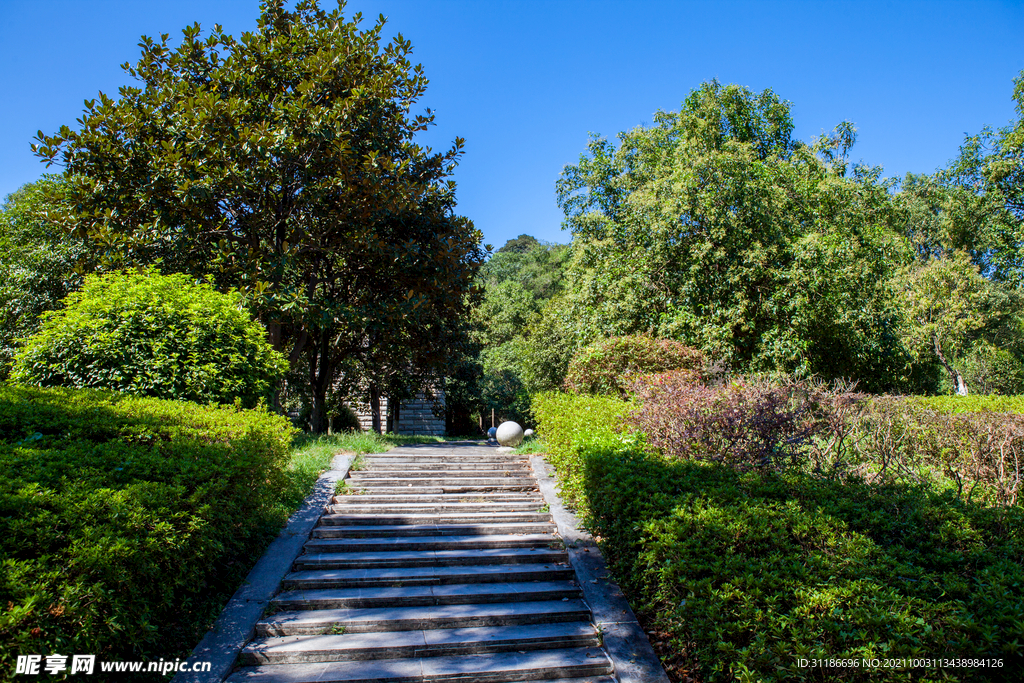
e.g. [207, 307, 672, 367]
[226, 443, 617, 682]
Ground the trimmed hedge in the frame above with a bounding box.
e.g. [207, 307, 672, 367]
[916, 394, 1024, 415]
[0, 386, 297, 676]
[534, 391, 1024, 682]
[530, 391, 633, 512]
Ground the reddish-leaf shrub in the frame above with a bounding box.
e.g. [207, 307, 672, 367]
[626, 373, 851, 470]
[563, 336, 703, 396]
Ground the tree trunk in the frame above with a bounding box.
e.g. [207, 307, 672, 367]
[308, 331, 332, 434]
[369, 384, 382, 434]
[934, 336, 969, 396]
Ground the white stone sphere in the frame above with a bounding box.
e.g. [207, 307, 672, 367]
[495, 421, 524, 447]
[524, 429, 535, 438]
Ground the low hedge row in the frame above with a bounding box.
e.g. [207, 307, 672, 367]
[916, 394, 1024, 415]
[0, 385, 297, 677]
[534, 391, 1024, 682]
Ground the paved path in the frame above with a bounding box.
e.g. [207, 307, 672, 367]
[181, 442, 667, 682]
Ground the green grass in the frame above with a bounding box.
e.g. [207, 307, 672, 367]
[513, 436, 547, 454]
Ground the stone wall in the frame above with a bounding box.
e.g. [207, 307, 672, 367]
[394, 389, 446, 436]
[351, 388, 445, 436]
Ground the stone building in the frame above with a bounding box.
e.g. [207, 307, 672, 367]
[353, 388, 445, 436]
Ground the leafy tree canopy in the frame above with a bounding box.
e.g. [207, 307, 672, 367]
[0, 176, 88, 379]
[32, 0, 484, 431]
[555, 80, 914, 391]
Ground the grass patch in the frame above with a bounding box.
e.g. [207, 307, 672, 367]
[512, 436, 547, 455]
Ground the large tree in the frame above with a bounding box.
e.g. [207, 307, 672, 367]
[555, 81, 913, 390]
[0, 176, 88, 379]
[33, 0, 483, 431]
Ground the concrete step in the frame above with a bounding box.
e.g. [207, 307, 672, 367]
[326, 500, 545, 511]
[293, 547, 569, 570]
[256, 599, 594, 636]
[270, 581, 581, 610]
[311, 522, 557, 538]
[281, 563, 575, 590]
[344, 477, 539, 487]
[350, 472, 533, 481]
[361, 463, 532, 471]
[362, 454, 522, 461]
[227, 647, 613, 682]
[239, 622, 599, 664]
[303, 534, 560, 554]
[330, 493, 543, 504]
[336, 485, 539, 495]
[317, 512, 552, 526]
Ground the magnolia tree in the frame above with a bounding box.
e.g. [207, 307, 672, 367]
[33, 0, 483, 431]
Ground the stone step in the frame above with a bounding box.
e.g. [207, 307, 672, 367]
[336, 485, 538, 495]
[227, 647, 613, 682]
[256, 599, 593, 636]
[303, 534, 560, 554]
[270, 581, 581, 610]
[281, 563, 574, 590]
[361, 463, 532, 471]
[239, 622, 599, 665]
[351, 470, 532, 478]
[330, 494, 543, 505]
[311, 522, 556, 538]
[325, 501, 548, 511]
[344, 477, 539, 487]
[293, 547, 569, 570]
[317, 512, 552, 526]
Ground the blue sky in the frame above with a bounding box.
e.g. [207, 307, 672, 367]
[1, 0, 1022, 249]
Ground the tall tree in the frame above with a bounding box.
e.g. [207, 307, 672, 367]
[556, 81, 913, 390]
[0, 176, 88, 379]
[897, 253, 998, 395]
[33, 0, 483, 431]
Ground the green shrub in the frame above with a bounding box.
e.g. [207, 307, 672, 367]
[563, 335, 703, 396]
[0, 386, 297, 677]
[536, 387, 1024, 681]
[916, 394, 1024, 414]
[580, 445, 1024, 681]
[532, 391, 634, 513]
[10, 269, 287, 408]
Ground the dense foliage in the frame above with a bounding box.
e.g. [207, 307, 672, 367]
[541, 75, 1024, 396]
[0, 176, 87, 380]
[534, 390, 1024, 681]
[32, 0, 483, 431]
[467, 236, 573, 425]
[555, 81, 914, 391]
[0, 386, 297, 677]
[10, 270, 287, 408]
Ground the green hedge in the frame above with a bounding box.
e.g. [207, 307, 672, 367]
[0, 385, 297, 676]
[916, 394, 1024, 415]
[531, 391, 633, 512]
[534, 391, 1024, 682]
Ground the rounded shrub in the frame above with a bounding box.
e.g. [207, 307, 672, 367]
[563, 335, 704, 396]
[10, 269, 287, 407]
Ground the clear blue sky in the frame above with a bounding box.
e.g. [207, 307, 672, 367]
[1, 0, 1022, 249]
